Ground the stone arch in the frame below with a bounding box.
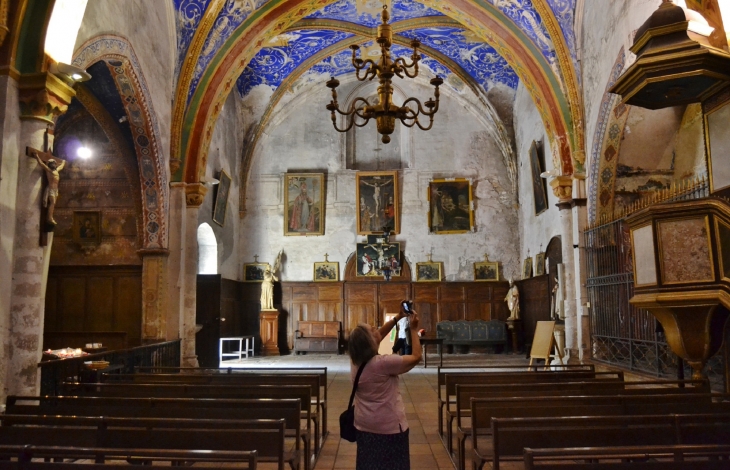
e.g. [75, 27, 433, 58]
[197, 223, 218, 275]
[72, 35, 169, 250]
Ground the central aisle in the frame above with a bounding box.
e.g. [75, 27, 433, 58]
[225, 353, 531, 470]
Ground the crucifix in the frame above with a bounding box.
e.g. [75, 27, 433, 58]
[483, 253, 490, 262]
[26, 127, 66, 244]
[254, 255, 259, 263]
[324, 253, 329, 262]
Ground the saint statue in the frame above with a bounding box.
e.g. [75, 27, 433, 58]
[551, 275, 564, 320]
[31, 151, 65, 225]
[260, 250, 283, 310]
[504, 278, 520, 320]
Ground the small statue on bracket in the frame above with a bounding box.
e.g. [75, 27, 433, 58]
[260, 250, 283, 310]
[505, 278, 520, 320]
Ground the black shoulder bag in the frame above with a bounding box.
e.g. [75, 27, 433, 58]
[340, 358, 370, 442]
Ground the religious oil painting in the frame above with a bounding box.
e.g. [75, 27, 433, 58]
[474, 261, 499, 282]
[356, 171, 399, 235]
[244, 263, 270, 282]
[284, 173, 324, 236]
[428, 179, 474, 234]
[535, 252, 546, 276]
[530, 141, 549, 215]
[416, 262, 442, 282]
[212, 170, 231, 227]
[523, 256, 533, 280]
[313, 262, 339, 282]
[356, 242, 401, 277]
[73, 211, 102, 245]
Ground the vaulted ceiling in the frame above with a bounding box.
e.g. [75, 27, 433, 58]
[170, 0, 583, 184]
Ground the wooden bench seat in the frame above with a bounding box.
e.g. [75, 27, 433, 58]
[523, 444, 730, 469]
[132, 365, 329, 439]
[6, 396, 308, 470]
[103, 372, 326, 453]
[294, 321, 342, 355]
[0, 445, 258, 470]
[472, 413, 730, 470]
[448, 378, 709, 463]
[0, 416, 291, 470]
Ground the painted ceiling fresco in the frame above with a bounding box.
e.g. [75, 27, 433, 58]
[173, 0, 577, 102]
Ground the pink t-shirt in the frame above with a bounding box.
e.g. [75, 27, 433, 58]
[351, 354, 408, 434]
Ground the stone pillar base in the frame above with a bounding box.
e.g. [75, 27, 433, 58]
[260, 308, 280, 356]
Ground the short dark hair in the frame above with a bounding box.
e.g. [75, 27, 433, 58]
[348, 325, 377, 366]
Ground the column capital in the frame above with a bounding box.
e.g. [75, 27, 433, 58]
[18, 72, 76, 123]
[550, 175, 574, 205]
[185, 183, 208, 207]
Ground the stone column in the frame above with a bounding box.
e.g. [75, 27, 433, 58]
[139, 249, 169, 343]
[570, 175, 591, 361]
[181, 183, 207, 366]
[550, 175, 579, 363]
[166, 183, 186, 342]
[5, 71, 74, 397]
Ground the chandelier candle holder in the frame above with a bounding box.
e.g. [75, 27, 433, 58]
[325, 5, 443, 144]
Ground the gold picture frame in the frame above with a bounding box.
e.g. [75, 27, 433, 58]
[535, 252, 546, 276]
[356, 171, 399, 235]
[416, 261, 442, 282]
[72, 210, 101, 245]
[313, 261, 339, 282]
[523, 256, 533, 279]
[428, 178, 474, 234]
[705, 98, 730, 193]
[212, 169, 231, 227]
[244, 262, 270, 282]
[474, 261, 499, 281]
[284, 173, 325, 236]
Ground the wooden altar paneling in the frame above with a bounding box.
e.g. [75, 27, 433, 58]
[281, 282, 344, 350]
[516, 275, 551, 347]
[344, 283, 378, 336]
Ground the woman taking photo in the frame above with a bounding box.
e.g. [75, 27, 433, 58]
[348, 306, 422, 470]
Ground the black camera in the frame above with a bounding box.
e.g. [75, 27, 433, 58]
[401, 300, 413, 314]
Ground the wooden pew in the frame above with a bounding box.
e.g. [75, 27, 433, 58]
[442, 372, 626, 453]
[104, 372, 325, 452]
[473, 414, 730, 470]
[0, 445, 258, 469]
[60, 383, 315, 465]
[446, 377, 706, 455]
[131, 365, 330, 441]
[436, 366, 601, 438]
[0, 415, 291, 470]
[6, 396, 310, 470]
[523, 444, 730, 469]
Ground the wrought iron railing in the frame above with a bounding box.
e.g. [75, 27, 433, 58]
[38, 340, 181, 396]
[584, 175, 726, 391]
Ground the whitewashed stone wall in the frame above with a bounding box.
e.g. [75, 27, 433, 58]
[238, 77, 520, 282]
[513, 83, 562, 267]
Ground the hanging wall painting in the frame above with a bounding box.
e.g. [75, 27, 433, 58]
[428, 178, 474, 234]
[356, 242, 401, 277]
[474, 261, 500, 281]
[73, 210, 102, 246]
[284, 173, 325, 236]
[212, 170, 231, 226]
[535, 252, 546, 276]
[530, 141, 549, 215]
[313, 261, 339, 282]
[244, 263, 269, 282]
[416, 261, 442, 282]
[523, 256, 533, 279]
[356, 171, 399, 235]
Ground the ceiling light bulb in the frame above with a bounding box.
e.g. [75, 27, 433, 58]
[77, 146, 92, 159]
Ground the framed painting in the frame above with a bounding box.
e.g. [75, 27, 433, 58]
[356, 171, 399, 235]
[212, 169, 231, 227]
[284, 173, 324, 236]
[244, 263, 269, 282]
[529, 141, 549, 215]
[474, 261, 499, 281]
[313, 261, 339, 282]
[73, 211, 101, 245]
[428, 178, 474, 234]
[535, 252, 546, 276]
[356, 242, 401, 277]
[523, 256, 533, 279]
[416, 261, 442, 282]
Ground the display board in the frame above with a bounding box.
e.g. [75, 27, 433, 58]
[528, 320, 556, 368]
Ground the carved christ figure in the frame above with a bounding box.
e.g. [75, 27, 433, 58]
[32, 151, 65, 224]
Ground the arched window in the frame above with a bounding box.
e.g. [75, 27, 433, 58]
[197, 223, 218, 274]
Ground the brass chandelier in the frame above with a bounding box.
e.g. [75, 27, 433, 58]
[325, 5, 443, 144]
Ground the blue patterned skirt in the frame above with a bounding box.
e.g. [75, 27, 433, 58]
[356, 428, 410, 470]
